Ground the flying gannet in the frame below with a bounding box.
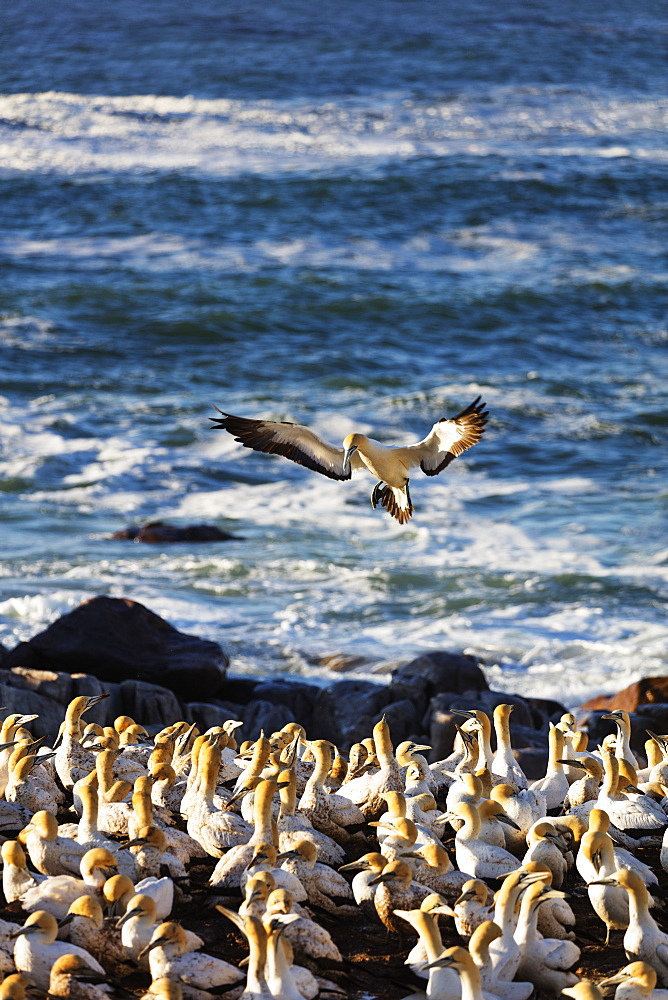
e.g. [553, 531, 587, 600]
[210, 396, 488, 523]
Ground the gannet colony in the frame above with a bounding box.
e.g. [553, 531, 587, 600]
[0, 696, 667, 999]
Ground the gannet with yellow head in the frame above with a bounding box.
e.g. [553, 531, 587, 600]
[211, 397, 488, 523]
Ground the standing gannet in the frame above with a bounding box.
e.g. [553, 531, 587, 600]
[450, 802, 520, 880]
[600, 961, 668, 1000]
[491, 705, 527, 790]
[211, 397, 488, 523]
[186, 741, 253, 857]
[407, 843, 470, 900]
[60, 895, 134, 978]
[240, 873, 276, 920]
[602, 710, 639, 770]
[513, 882, 580, 994]
[451, 710, 495, 773]
[216, 910, 273, 1000]
[276, 768, 345, 867]
[118, 894, 202, 967]
[469, 921, 533, 1000]
[298, 740, 365, 843]
[421, 945, 485, 1000]
[394, 894, 460, 996]
[276, 840, 355, 914]
[485, 870, 545, 981]
[262, 912, 319, 1000]
[590, 869, 668, 985]
[529, 724, 569, 809]
[209, 777, 276, 890]
[11, 910, 105, 990]
[47, 954, 113, 1000]
[141, 921, 244, 994]
[19, 847, 119, 920]
[54, 695, 109, 790]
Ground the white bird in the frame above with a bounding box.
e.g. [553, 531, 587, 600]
[600, 961, 668, 1000]
[141, 920, 244, 994]
[11, 909, 105, 990]
[450, 802, 520, 880]
[491, 705, 527, 790]
[19, 847, 119, 920]
[211, 397, 488, 523]
[513, 881, 581, 994]
[590, 869, 668, 986]
[118, 893, 202, 967]
[47, 953, 114, 1000]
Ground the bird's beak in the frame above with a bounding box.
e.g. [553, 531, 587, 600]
[138, 936, 168, 959]
[497, 815, 521, 830]
[58, 913, 75, 928]
[339, 860, 367, 872]
[342, 445, 357, 475]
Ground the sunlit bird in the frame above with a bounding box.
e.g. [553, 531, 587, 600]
[210, 396, 488, 523]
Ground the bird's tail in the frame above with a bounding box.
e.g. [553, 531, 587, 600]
[373, 483, 414, 524]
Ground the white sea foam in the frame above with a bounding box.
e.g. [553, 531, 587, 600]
[0, 87, 665, 179]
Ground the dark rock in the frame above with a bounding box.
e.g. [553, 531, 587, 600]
[221, 677, 260, 704]
[2, 666, 74, 705]
[112, 520, 243, 543]
[377, 698, 423, 746]
[508, 723, 549, 749]
[580, 676, 668, 713]
[426, 700, 461, 762]
[4, 596, 228, 700]
[525, 697, 570, 728]
[120, 680, 183, 728]
[391, 651, 488, 719]
[311, 679, 391, 746]
[241, 700, 295, 737]
[514, 747, 549, 781]
[0, 676, 65, 741]
[252, 679, 318, 731]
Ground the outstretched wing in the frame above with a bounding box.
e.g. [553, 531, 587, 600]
[210, 409, 357, 481]
[414, 396, 489, 476]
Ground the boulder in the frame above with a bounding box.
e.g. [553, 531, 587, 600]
[391, 651, 488, 719]
[119, 680, 183, 728]
[3, 596, 228, 700]
[311, 679, 391, 747]
[514, 747, 549, 781]
[251, 679, 318, 732]
[426, 702, 461, 762]
[580, 676, 668, 713]
[112, 520, 242, 543]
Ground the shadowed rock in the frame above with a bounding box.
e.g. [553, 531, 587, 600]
[3, 595, 228, 700]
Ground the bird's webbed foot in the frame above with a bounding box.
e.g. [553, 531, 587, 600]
[370, 481, 385, 509]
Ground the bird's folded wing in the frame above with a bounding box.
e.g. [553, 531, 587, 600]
[211, 410, 357, 481]
[412, 396, 488, 476]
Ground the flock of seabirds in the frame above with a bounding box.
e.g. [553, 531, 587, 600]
[2, 398, 667, 998]
[0, 695, 667, 1000]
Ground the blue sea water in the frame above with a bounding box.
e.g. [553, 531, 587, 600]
[1, 1, 666, 707]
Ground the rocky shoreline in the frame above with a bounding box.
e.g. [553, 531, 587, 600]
[2, 595, 667, 772]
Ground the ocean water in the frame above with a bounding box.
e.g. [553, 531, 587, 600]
[1, 1, 666, 709]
